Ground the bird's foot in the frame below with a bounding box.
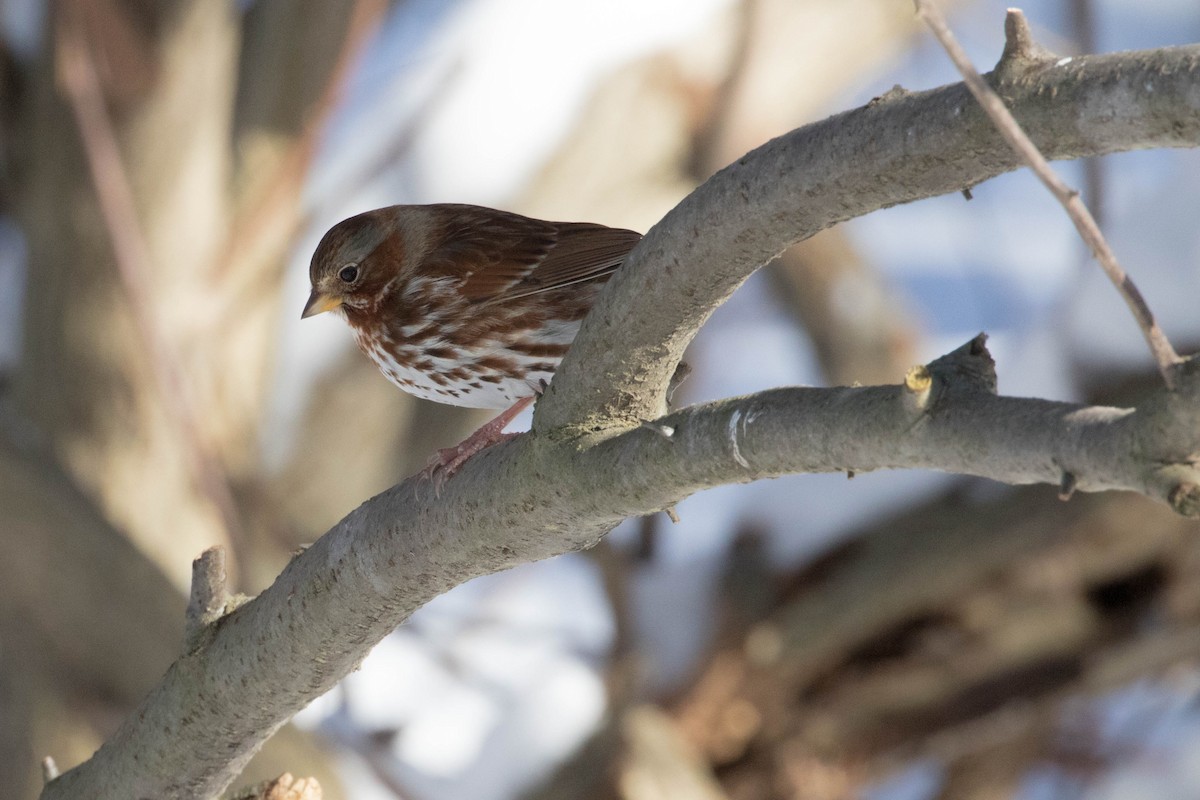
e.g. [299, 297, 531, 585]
[420, 396, 533, 492]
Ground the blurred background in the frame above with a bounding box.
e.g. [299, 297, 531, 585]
[2, 0, 1200, 798]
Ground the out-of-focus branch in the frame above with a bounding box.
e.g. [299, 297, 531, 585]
[616, 707, 731, 800]
[690, 0, 928, 385]
[55, 11, 243, 554]
[215, 0, 386, 283]
[519, 0, 930, 384]
[673, 474, 1200, 797]
[1068, 0, 1105, 227]
[914, 3, 1182, 387]
[766, 237, 918, 386]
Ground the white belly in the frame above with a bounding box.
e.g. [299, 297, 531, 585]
[352, 328, 565, 409]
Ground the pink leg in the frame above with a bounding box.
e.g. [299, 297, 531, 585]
[421, 396, 534, 490]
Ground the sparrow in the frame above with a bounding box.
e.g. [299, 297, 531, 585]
[303, 203, 642, 481]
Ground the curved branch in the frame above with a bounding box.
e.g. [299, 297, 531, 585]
[40, 39, 1200, 800]
[535, 42, 1200, 433]
[42, 337, 1200, 799]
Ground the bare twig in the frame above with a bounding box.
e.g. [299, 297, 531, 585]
[185, 546, 230, 651]
[913, 2, 1183, 388]
[54, 12, 244, 550]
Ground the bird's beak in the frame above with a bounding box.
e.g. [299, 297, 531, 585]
[302, 289, 342, 319]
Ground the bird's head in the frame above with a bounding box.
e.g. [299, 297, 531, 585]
[303, 208, 400, 319]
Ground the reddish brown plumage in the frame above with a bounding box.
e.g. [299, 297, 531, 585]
[303, 203, 642, 478]
[304, 203, 641, 408]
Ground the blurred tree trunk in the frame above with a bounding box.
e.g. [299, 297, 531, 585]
[4, 1, 369, 796]
[14, 0, 240, 584]
[669, 480, 1200, 798]
[10, 0, 367, 588]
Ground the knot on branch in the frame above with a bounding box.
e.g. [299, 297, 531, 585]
[1169, 482, 1200, 518]
[903, 365, 933, 412]
[184, 546, 243, 653]
[868, 84, 911, 107]
[1059, 470, 1078, 501]
[995, 8, 1059, 83]
[1168, 353, 1200, 394]
[926, 333, 998, 397]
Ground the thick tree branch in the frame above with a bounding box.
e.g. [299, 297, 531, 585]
[622, 338, 1200, 509]
[40, 336, 1200, 799]
[41, 38, 1200, 800]
[535, 42, 1200, 433]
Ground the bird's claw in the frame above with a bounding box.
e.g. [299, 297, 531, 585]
[419, 433, 522, 494]
[416, 396, 533, 495]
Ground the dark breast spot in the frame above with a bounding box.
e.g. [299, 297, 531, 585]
[507, 341, 570, 358]
[476, 355, 519, 375]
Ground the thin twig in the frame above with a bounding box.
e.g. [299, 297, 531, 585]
[913, 2, 1183, 389]
[55, 12, 244, 550]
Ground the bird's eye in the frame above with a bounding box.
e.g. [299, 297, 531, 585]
[338, 264, 359, 283]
